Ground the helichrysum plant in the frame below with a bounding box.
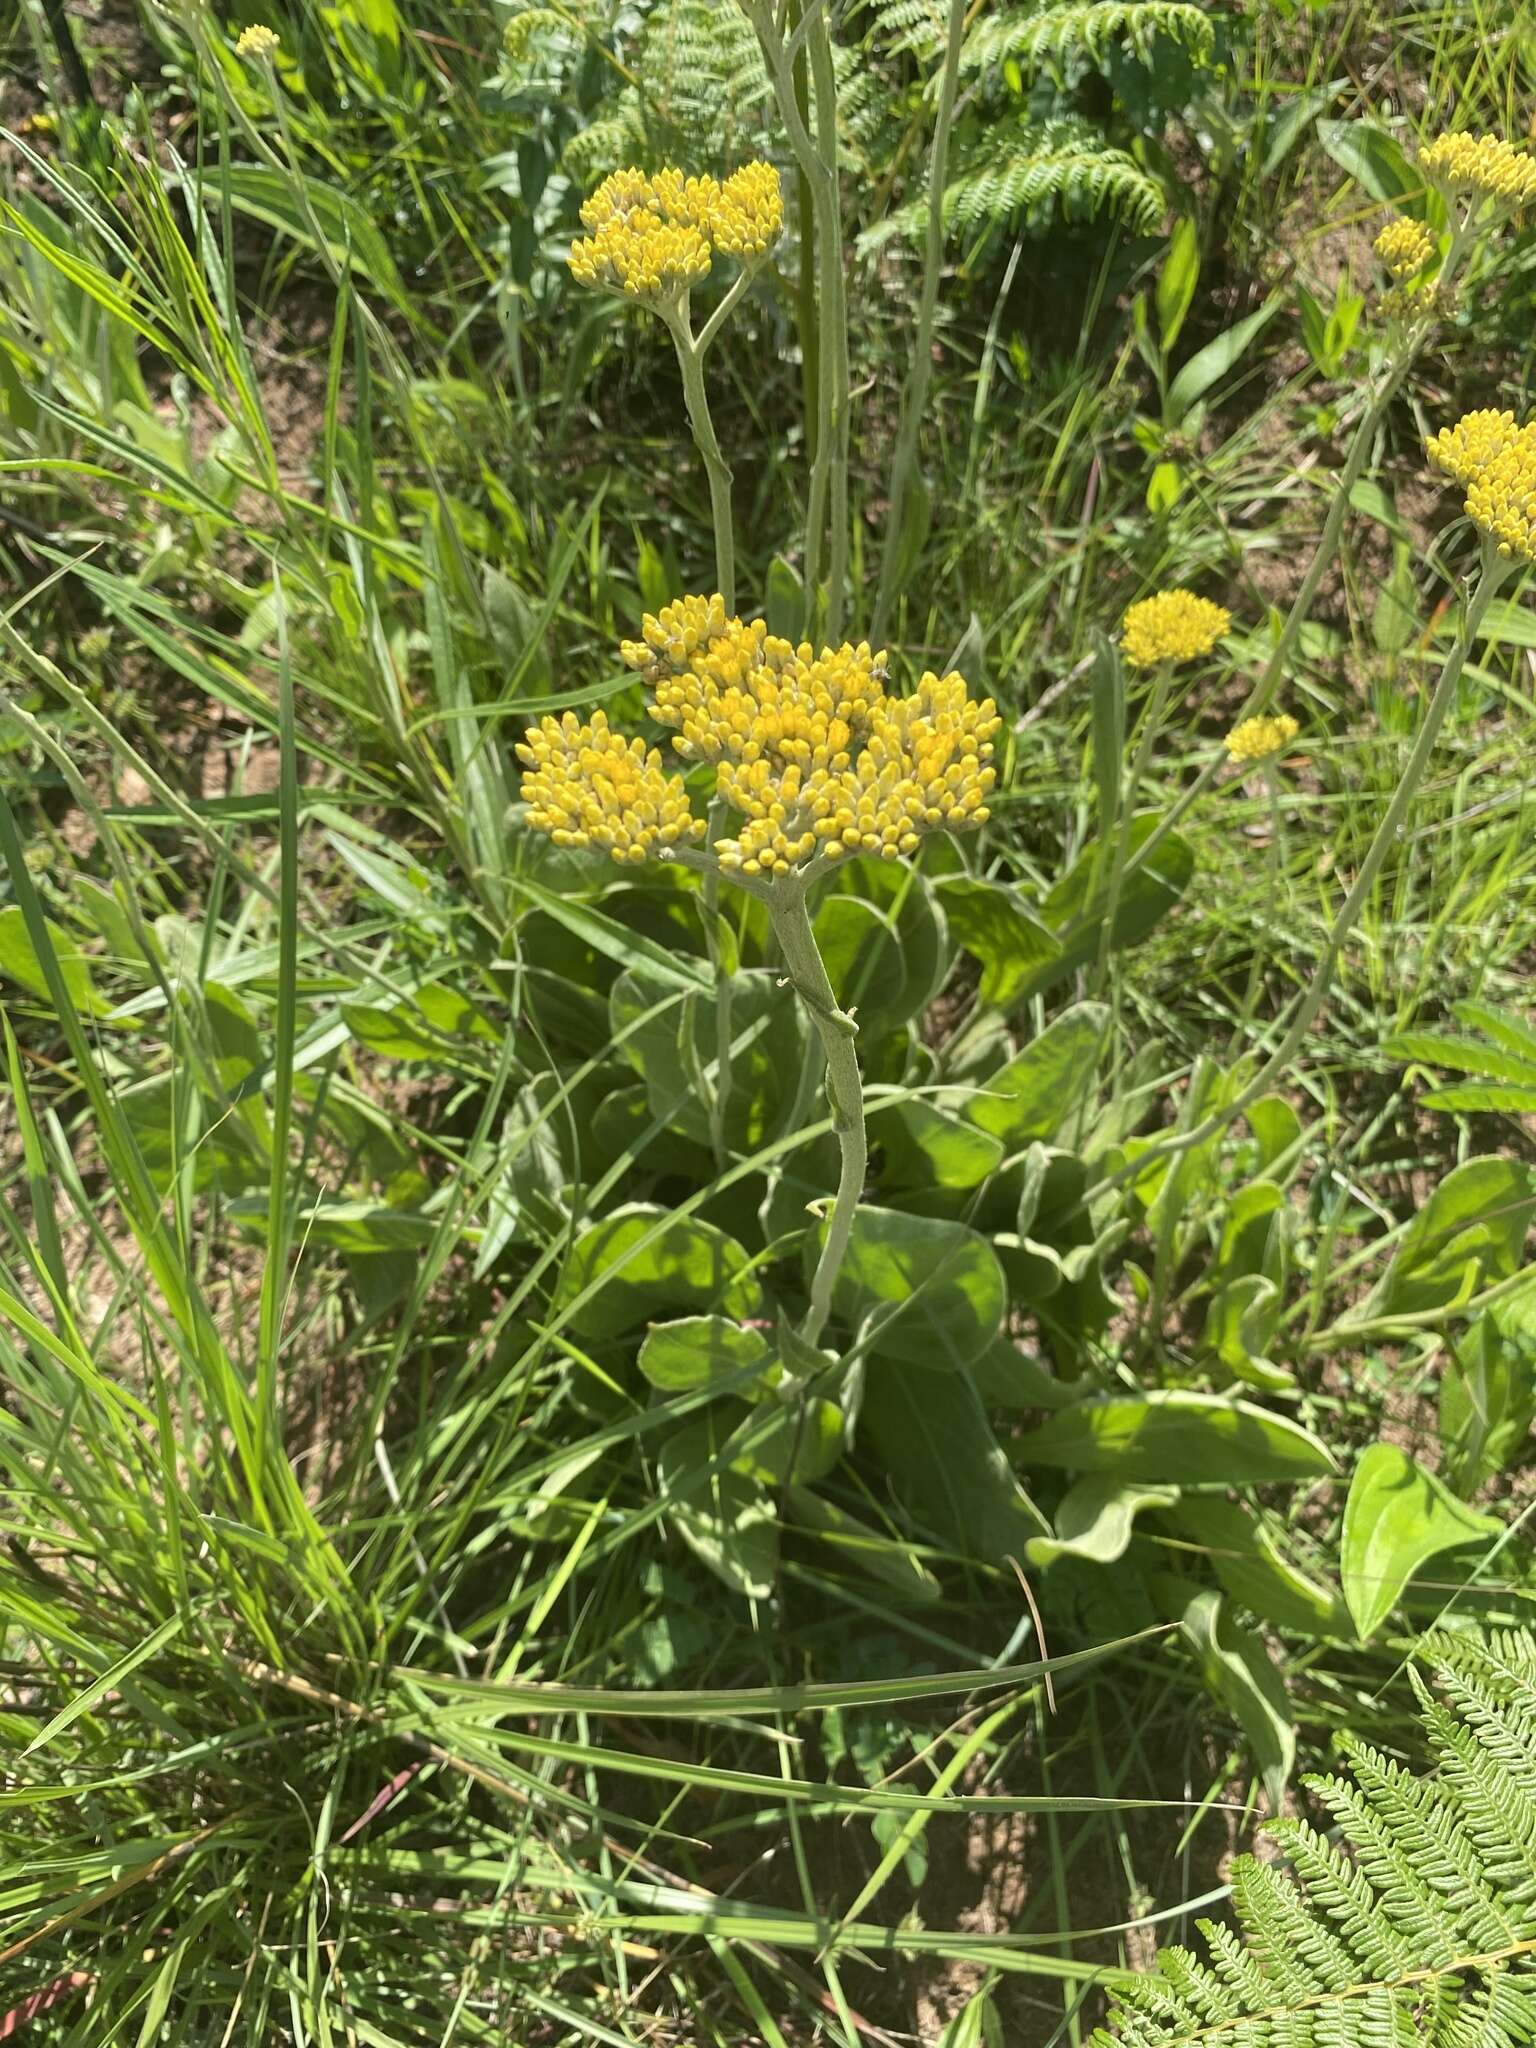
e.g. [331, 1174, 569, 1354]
[518, 600, 999, 1347]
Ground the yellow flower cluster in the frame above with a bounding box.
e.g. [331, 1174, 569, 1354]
[520, 599, 999, 876]
[1120, 590, 1233, 670]
[1225, 714, 1299, 764]
[515, 710, 706, 863]
[1374, 217, 1436, 281]
[568, 163, 783, 302]
[1420, 132, 1536, 207]
[1428, 409, 1536, 562]
[235, 23, 280, 58]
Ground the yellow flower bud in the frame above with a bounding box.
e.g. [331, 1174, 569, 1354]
[1225, 714, 1299, 764]
[234, 24, 280, 59]
[1120, 590, 1232, 669]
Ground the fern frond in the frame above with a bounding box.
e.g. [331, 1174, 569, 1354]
[1097, 1631, 1536, 2047]
[560, 0, 776, 184]
[865, 114, 1164, 251]
[963, 0, 1215, 75]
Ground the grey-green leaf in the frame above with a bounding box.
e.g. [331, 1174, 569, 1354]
[861, 1358, 1050, 1559]
[1013, 1390, 1337, 1483]
[1340, 1442, 1500, 1641]
[560, 1205, 763, 1341]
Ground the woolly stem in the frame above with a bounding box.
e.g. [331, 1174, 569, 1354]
[870, 0, 966, 646]
[768, 877, 866, 1349]
[664, 312, 736, 614]
[750, 0, 849, 638]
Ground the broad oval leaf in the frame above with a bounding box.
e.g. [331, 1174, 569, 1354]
[559, 1204, 763, 1341]
[1013, 1390, 1337, 1483]
[1365, 1157, 1535, 1319]
[1177, 1587, 1293, 1809]
[1175, 1496, 1345, 1635]
[965, 1002, 1108, 1146]
[818, 1206, 1006, 1368]
[1027, 1475, 1178, 1568]
[637, 1315, 776, 1392]
[1340, 1442, 1500, 1641]
[658, 1412, 779, 1599]
[934, 875, 1062, 1011]
[861, 1358, 1050, 1561]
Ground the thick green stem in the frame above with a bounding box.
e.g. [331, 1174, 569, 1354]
[1108, 545, 1510, 1193]
[665, 312, 736, 613]
[870, 0, 965, 646]
[769, 881, 867, 1349]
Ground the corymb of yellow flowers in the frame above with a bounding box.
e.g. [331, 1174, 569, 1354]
[1120, 590, 1232, 670]
[234, 23, 280, 58]
[1420, 131, 1536, 208]
[517, 596, 999, 881]
[1374, 217, 1436, 282]
[1428, 409, 1536, 564]
[1226, 714, 1299, 764]
[569, 164, 784, 302]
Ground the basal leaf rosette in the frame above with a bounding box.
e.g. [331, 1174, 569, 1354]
[517, 596, 1001, 882]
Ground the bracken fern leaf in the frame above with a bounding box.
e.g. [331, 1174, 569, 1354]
[1095, 1633, 1536, 2047]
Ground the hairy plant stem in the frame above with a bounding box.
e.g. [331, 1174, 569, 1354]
[870, 0, 966, 646]
[768, 878, 866, 1349]
[1106, 542, 1511, 1195]
[664, 311, 736, 613]
[662, 310, 742, 1156]
[700, 801, 734, 1168]
[751, 0, 849, 638]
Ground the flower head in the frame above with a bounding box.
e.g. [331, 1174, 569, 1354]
[568, 162, 782, 303]
[711, 162, 785, 262]
[1225, 714, 1299, 764]
[1374, 216, 1436, 281]
[1420, 132, 1536, 208]
[1121, 590, 1232, 670]
[520, 599, 999, 877]
[515, 710, 706, 863]
[1428, 409, 1536, 562]
[234, 24, 280, 58]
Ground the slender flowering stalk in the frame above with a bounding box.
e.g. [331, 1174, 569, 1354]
[567, 163, 785, 615]
[745, 0, 851, 638]
[1117, 129, 1533, 895]
[1106, 538, 1515, 1198]
[566, 165, 783, 1155]
[516, 599, 999, 1346]
[871, 0, 967, 645]
[1093, 591, 1232, 995]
